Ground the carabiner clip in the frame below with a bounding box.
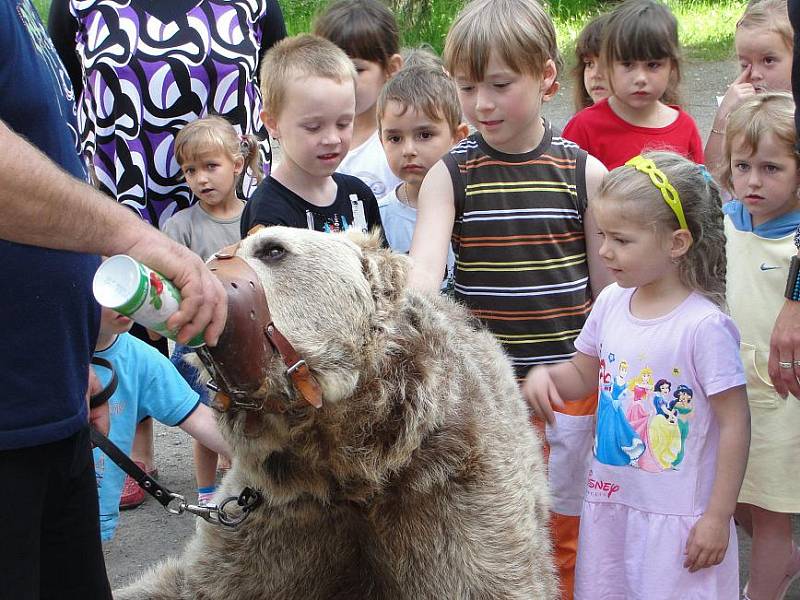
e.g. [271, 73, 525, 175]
[163, 492, 187, 515]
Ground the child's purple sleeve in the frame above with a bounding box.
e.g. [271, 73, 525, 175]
[574, 284, 613, 358]
[691, 311, 746, 397]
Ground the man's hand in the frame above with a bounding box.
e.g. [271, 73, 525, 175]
[125, 236, 227, 346]
[769, 299, 800, 399]
[0, 124, 227, 345]
[87, 366, 109, 435]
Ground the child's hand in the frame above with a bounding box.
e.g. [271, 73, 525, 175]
[683, 513, 730, 573]
[716, 65, 755, 125]
[522, 366, 564, 425]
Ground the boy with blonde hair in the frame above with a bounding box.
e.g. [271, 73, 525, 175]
[377, 65, 467, 276]
[241, 35, 383, 236]
[408, 0, 612, 597]
[313, 0, 404, 200]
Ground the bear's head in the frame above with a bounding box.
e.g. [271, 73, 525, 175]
[237, 226, 407, 406]
[205, 226, 475, 504]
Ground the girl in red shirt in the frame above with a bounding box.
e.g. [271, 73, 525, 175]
[563, 0, 703, 170]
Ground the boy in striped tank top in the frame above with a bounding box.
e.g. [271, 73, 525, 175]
[408, 1, 613, 597]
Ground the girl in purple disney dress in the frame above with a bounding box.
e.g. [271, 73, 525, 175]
[525, 152, 749, 598]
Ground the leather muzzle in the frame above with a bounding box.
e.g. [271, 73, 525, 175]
[195, 244, 323, 413]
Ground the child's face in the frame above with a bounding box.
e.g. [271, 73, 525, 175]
[181, 151, 243, 209]
[379, 101, 462, 188]
[352, 58, 391, 118]
[730, 132, 800, 227]
[99, 306, 134, 338]
[594, 200, 679, 290]
[609, 59, 672, 110]
[263, 75, 355, 178]
[454, 53, 556, 154]
[735, 28, 792, 93]
[582, 54, 610, 104]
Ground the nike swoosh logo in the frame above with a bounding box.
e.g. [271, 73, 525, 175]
[760, 263, 780, 271]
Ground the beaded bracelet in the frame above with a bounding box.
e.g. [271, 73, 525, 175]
[785, 256, 800, 302]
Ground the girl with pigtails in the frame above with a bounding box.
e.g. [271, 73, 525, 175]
[162, 114, 263, 507]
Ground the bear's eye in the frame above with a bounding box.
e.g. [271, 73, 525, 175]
[257, 243, 286, 262]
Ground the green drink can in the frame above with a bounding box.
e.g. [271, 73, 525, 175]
[92, 255, 206, 347]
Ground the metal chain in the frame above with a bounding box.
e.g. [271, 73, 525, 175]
[162, 487, 263, 529]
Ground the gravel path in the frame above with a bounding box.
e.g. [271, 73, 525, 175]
[104, 59, 800, 599]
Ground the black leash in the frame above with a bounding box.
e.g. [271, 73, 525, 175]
[90, 427, 179, 510]
[89, 356, 263, 527]
[89, 357, 118, 409]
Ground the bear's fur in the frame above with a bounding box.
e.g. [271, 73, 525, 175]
[115, 227, 556, 600]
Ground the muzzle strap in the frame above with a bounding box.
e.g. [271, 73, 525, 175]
[265, 323, 322, 408]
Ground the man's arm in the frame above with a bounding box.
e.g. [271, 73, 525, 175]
[771, 0, 800, 398]
[582, 154, 613, 298]
[87, 366, 109, 436]
[769, 247, 800, 400]
[0, 121, 226, 345]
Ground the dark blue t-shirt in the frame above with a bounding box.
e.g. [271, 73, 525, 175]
[241, 173, 384, 238]
[0, 0, 100, 450]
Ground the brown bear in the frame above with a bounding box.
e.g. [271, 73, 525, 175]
[115, 227, 556, 600]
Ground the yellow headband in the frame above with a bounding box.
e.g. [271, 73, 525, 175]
[624, 156, 688, 230]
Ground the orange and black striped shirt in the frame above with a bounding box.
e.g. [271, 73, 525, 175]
[444, 123, 592, 379]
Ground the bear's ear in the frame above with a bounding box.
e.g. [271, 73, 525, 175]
[344, 228, 384, 252]
[346, 229, 409, 306]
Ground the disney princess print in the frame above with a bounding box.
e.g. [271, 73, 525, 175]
[594, 353, 694, 471]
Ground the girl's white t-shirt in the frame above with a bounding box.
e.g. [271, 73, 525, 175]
[337, 131, 402, 200]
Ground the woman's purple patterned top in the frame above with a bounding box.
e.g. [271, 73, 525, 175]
[70, 0, 272, 226]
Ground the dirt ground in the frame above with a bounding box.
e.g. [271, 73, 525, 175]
[104, 58, 800, 599]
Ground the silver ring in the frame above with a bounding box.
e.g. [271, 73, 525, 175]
[795, 360, 800, 367]
[779, 361, 794, 369]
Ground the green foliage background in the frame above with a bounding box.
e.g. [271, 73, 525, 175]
[279, 0, 746, 61]
[33, 0, 747, 62]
